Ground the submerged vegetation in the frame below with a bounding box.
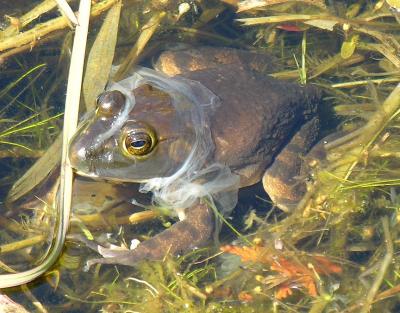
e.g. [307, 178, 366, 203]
[1, 0, 400, 312]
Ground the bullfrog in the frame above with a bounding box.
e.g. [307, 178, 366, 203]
[68, 47, 321, 266]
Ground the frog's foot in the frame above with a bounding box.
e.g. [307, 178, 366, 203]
[262, 118, 320, 212]
[85, 203, 214, 267]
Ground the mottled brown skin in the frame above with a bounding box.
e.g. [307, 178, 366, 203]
[154, 47, 278, 76]
[70, 47, 321, 266]
[158, 48, 320, 209]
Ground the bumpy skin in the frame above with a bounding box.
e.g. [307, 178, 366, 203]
[179, 63, 319, 186]
[69, 47, 321, 266]
[154, 46, 278, 76]
[156, 47, 319, 189]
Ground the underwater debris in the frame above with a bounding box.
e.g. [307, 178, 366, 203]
[0, 293, 29, 313]
[220, 243, 342, 300]
[224, 0, 327, 12]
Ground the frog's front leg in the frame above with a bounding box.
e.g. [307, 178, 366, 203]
[262, 118, 320, 212]
[87, 202, 214, 267]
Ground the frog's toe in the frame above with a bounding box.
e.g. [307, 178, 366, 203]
[85, 249, 148, 269]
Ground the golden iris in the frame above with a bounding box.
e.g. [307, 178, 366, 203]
[122, 128, 157, 157]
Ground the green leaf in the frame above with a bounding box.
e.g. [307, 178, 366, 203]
[341, 34, 359, 59]
[82, 1, 122, 111]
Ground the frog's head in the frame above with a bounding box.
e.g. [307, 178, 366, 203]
[69, 68, 238, 213]
[69, 82, 197, 183]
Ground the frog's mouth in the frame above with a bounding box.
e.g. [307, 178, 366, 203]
[73, 168, 149, 184]
[71, 148, 153, 184]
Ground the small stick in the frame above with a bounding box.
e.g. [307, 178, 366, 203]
[360, 216, 393, 313]
[0, 0, 118, 53]
[0, 0, 61, 36]
[0, 235, 45, 254]
[55, 0, 79, 26]
[0, 148, 45, 159]
[21, 284, 48, 313]
[75, 210, 159, 227]
[113, 11, 166, 81]
[331, 77, 400, 88]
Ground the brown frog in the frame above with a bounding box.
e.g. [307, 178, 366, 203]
[68, 47, 321, 266]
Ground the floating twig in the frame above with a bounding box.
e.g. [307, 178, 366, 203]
[113, 11, 167, 81]
[0, 0, 118, 53]
[55, 0, 79, 26]
[360, 216, 393, 313]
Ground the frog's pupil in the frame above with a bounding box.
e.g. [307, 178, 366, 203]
[131, 140, 147, 148]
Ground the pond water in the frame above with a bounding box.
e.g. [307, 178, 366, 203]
[1, 1, 400, 312]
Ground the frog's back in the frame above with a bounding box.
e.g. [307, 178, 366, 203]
[157, 47, 320, 186]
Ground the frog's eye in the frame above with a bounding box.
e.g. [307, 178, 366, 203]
[96, 90, 125, 116]
[122, 128, 157, 157]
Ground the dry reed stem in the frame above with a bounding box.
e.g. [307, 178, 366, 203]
[360, 216, 393, 313]
[0, 235, 45, 254]
[0, 0, 62, 37]
[113, 11, 167, 81]
[0, 0, 118, 53]
[0, 0, 91, 288]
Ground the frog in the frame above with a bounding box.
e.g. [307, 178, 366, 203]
[68, 46, 321, 267]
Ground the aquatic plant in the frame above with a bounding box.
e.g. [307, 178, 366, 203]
[0, 0, 400, 312]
